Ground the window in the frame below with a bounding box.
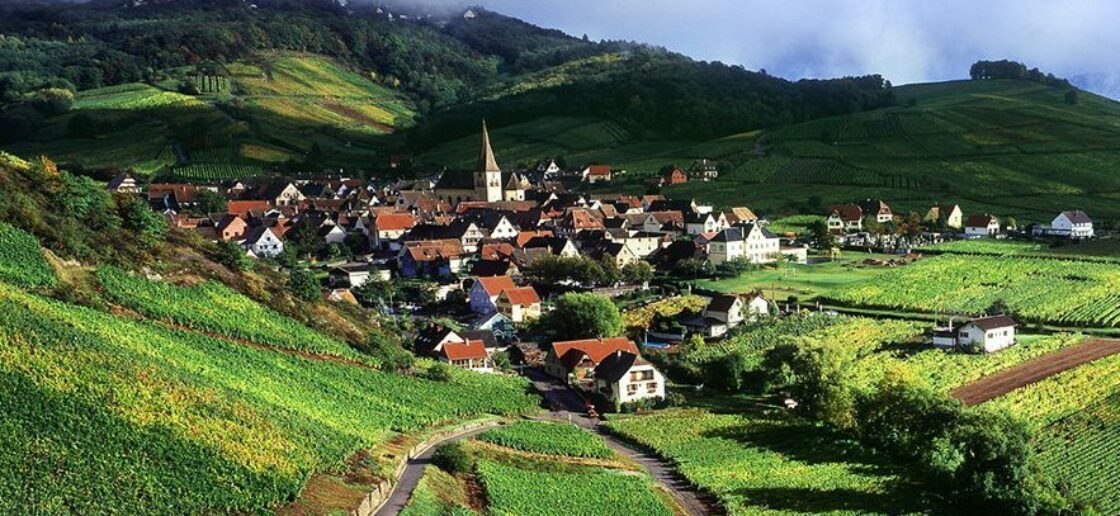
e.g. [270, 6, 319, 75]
[647, 382, 658, 393]
[627, 384, 638, 394]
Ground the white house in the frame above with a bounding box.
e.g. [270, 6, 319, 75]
[242, 227, 283, 258]
[827, 205, 863, 233]
[330, 263, 371, 288]
[1050, 210, 1094, 239]
[744, 292, 771, 320]
[593, 351, 666, 409]
[468, 275, 516, 315]
[687, 294, 745, 338]
[706, 224, 780, 265]
[964, 214, 1001, 238]
[932, 315, 1017, 353]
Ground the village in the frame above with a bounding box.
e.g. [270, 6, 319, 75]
[108, 121, 1100, 413]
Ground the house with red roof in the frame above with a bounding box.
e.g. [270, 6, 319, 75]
[496, 286, 541, 323]
[544, 337, 640, 382]
[468, 275, 517, 315]
[582, 164, 612, 183]
[372, 212, 417, 249]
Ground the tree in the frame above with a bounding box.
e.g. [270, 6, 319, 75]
[353, 279, 395, 309]
[119, 195, 167, 241]
[543, 292, 623, 341]
[195, 190, 227, 214]
[1064, 89, 1079, 105]
[362, 331, 413, 372]
[764, 341, 859, 430]
[621, 260, 654, 285]
[215, 240, 251, 271]
[286, 268, 320, 302]
[27, 88, 74, 116]
[808, 219, 835, 250]
[863, 216, 884, 235]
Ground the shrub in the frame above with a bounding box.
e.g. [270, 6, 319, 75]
[431, 442, 474, 475]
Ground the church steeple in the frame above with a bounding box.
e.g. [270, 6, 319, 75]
[476, 120, 500, 173]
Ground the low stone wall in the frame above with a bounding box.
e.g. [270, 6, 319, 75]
[353, 419, 501, 516]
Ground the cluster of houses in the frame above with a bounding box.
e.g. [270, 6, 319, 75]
[112, 120, 806, 302]
[826, 200, 1094, 241]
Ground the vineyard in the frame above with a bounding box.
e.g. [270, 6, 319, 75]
[170, 147, 268, 181]
[621, 295, 707, 330]
[827, 254, 1120, 327]
[74, 83, 208, 112]
[475, 460, 673, 516]
[95, 267, 362, 360]
[1037, 393, 1120, 513]
[984, 351, 1120, 431]
[770, 159, 883, 186]
[0, 283, 538, 514]
[0, 223, 55, 288]
[604, 409, 936, 515]
[399, 466, 476, 516]
[478, 421, 614, 458]
[922, 239, 1120, 264]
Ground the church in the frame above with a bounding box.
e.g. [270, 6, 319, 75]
[434, 121, 529, 204]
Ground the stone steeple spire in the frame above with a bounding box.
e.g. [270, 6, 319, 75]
[476, 119, 500, 173]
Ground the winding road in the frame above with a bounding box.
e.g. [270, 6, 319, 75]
[374, 368, 718, 516]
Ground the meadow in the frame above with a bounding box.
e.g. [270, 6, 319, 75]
[605, 408, 937, 515]
[826, 254, 1120, 327]
[0, 283, 538, 514]
[694, 252, 895, 301]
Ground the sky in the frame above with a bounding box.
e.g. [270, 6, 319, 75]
[460, 0, 1119, 89]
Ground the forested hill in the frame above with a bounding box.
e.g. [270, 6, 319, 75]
[0, 0, 895, 176]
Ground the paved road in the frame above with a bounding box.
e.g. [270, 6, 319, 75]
[524, 368, 719, 516]
[372, 425, 495, 516]
[377, 370, 719, 516]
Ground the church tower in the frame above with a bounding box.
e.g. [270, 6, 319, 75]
[474, 120, 502, 202]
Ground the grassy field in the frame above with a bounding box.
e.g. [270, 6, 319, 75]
[0, 282, 537, 514]
[0, 223, 55, 288]
[694, 252, 898, 301]
[475, 459, 673, 516]
[605, 408, 938, 515]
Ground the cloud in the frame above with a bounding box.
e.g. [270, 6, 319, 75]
[467, 0, 1120, 86]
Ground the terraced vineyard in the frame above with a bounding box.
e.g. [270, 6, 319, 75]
[605, 409, 937, 515]
[827, 254, 1120, 327]
[476, 460, 673, 516]
[984, 351, 1120, 431]
[0, 223, 55, 288]
[478, 421, 613, 458]
[1038, 393, 1120, 513]
[96, 266, 361, 359]
[0, 283, 538, 514]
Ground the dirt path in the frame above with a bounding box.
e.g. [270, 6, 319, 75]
[373, 425, 498, 516]
[951, 338, 1120, 405]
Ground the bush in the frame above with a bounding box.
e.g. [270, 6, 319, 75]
[286, 268, 319, 302]
[431, 442, 474, 475]
[361, 331, 413, 372]
[426, 362, 454, 383]
[541, 292, 622, 341]
[215, 240, 251, 271]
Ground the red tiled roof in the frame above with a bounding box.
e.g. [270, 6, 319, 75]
[227, 200, 270, 217]
[480, 243, 515, 260]
[966, 214, 998, 227]
[551, 337, 638, 368]
[516, 229, 553, 247]
[586, 165, 611, 176]
[376, 213, 417, 231]
[500, 286, 540, 306]
[476, 275, 516, 296]
[404, 239, 466, 261]
[441, 339, 488, 361]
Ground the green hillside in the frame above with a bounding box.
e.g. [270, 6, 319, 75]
[0, 155, 539, 513]
[4, 52, 416, 178]
[654, 79, 1120, 223]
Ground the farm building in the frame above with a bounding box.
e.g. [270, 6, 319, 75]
[932, 315, 1017, 353]
[1033, 210, 1094, 239]
[964, 214, 1001, 238]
